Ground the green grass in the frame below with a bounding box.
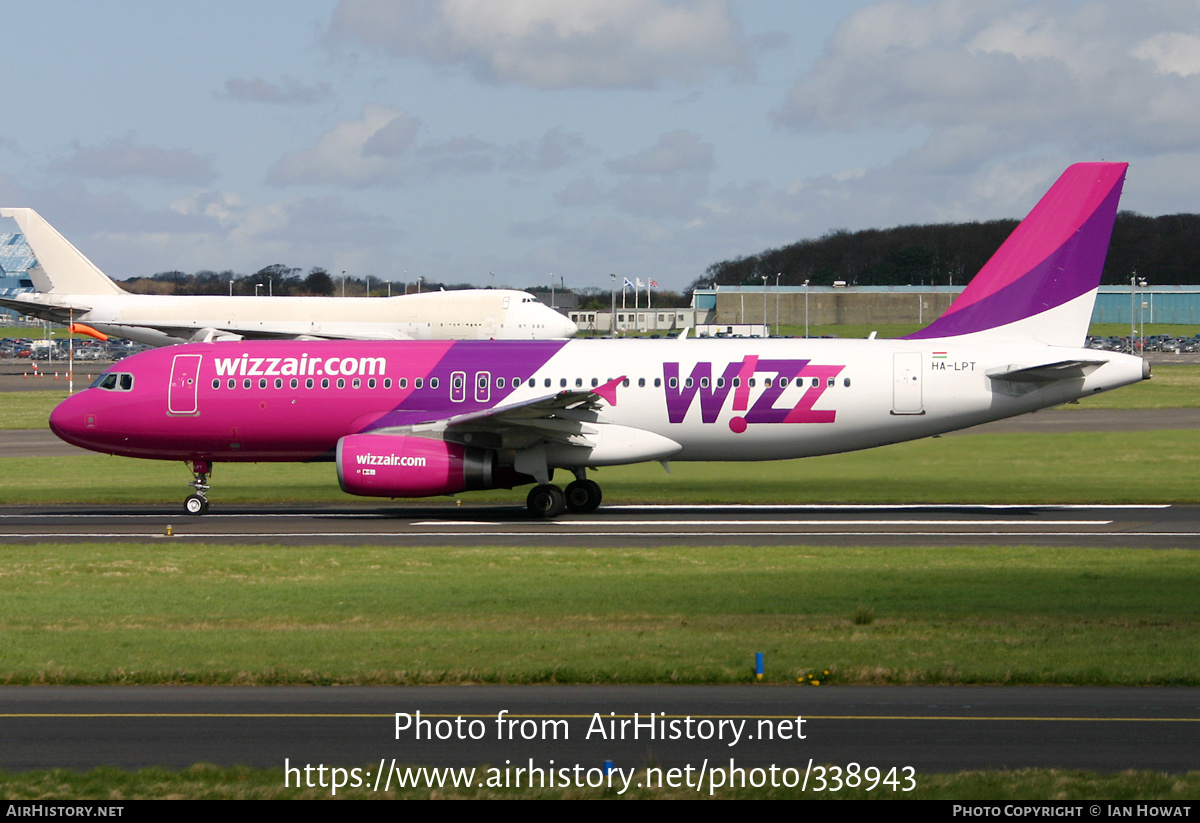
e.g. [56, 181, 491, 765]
[3, 427, 1200, 505]
[0, 389, 67, 429]
[1068, 364, 1200, 409]
[0, 326, 94, 340]
[3, 764, 1200, 800]
[2, 543, 1199, 686]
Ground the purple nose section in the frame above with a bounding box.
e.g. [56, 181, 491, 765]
[49, 392, 98, 451]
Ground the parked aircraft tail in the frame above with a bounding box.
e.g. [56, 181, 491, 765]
[905, 162, 1127, 347]
[0, 208, 126, 295]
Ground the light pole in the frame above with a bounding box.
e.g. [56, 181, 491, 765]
[490, 271, 495, 290]
[804, 279, 810, 339]
[254, 283, 263, 297]
[775, 272, 780, 337]
[761, 275, 768, 335]
[1139, 277, 1148, 349]
[610, 273, 617, 337]
[550, 273, 555, 309]
[341, 271, 346, 298]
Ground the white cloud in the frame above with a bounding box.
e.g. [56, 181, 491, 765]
[269, 106, 589, 188]
[606, 130, 714, 176]
[267, 105, 422, 187]
[326, 0, 758, 89]
[775, 0, 1200, 170]
[1131, 32, 1200, 77]
[557, 131, 715, 219]
[219, 76, 335, 105]
[51, 136, 218, 185]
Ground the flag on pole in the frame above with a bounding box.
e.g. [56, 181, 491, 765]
[649, 280, 659, 288]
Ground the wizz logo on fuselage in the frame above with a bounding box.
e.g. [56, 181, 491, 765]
[664, 356, 844, 433]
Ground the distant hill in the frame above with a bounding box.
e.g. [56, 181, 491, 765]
[695, 212, 1200, 290]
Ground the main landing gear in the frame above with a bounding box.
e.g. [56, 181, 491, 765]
[525, 471, 603, 518]
[184, 460, 211, 515]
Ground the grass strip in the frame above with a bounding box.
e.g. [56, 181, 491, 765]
[2, 764, 1200, 799]
[3, 428, 1200, 505]
[2, 544, 1199, 686]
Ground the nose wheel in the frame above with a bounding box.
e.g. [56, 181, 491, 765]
[184, 460, 212, 515]
[185, 494, 209, 515]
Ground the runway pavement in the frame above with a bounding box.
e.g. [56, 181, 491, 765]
[3, 685, 1198, 776]
[0, 502, 1197, 548]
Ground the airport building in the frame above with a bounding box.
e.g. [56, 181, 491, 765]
[688, 284, 1200, 330]
[568, 306, 714, 334]
[0, 233, 35, 321]
[568, 282, 1200, 335]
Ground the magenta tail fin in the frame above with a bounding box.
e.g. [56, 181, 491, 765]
[905, 162, 1127, 345]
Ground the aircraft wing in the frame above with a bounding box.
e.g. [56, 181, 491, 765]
[368, 375, 682, 474]
[0, 294, 87, 324]
[364, 371, 681, 477]
[394, 376, 625, 451]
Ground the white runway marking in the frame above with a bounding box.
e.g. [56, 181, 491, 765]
[2, 531, 1195, 540]
[413, 519, 1115, 527]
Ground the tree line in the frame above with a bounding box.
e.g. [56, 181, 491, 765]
[694, 212, 1200, 291]
[122, 265, 486, 297]
[121, 266, 696, 308]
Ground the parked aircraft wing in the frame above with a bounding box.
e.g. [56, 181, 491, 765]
[0, 293, 89, 324]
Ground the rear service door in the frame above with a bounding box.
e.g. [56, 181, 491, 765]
[891, 351, 924, 415]
[168, 353, 202, 415]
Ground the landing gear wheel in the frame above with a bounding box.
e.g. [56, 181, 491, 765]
[184, 494, 209, 516]
[564, 479, 602, 513]
[526, 484, 566, 518]
[186, 460, 212, 516]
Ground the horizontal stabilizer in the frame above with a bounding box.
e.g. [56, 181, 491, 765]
[986, 359, 1106, 396]
[986, 360, 1106, 383]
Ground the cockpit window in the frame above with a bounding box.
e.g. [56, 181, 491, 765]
[90, 372, 134, 391]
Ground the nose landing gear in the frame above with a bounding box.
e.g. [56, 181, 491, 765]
[184, 460, 211, 515]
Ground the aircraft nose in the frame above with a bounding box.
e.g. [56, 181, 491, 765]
[49, 392, 94, 450]
[560, 313, 578, 337]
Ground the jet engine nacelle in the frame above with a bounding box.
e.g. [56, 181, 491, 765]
[336, 433, 498, 498]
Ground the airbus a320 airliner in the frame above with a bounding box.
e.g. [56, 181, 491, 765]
[50, 163, 1148, 517]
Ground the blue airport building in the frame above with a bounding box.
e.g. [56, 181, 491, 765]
[0, 232, 35, 321]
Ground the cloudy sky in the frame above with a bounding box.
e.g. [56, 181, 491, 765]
[1, 0, 1198, 292]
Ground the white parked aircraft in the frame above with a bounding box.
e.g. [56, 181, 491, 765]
[50, 163, 1149, 517]
[0, 208, 576, 344]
